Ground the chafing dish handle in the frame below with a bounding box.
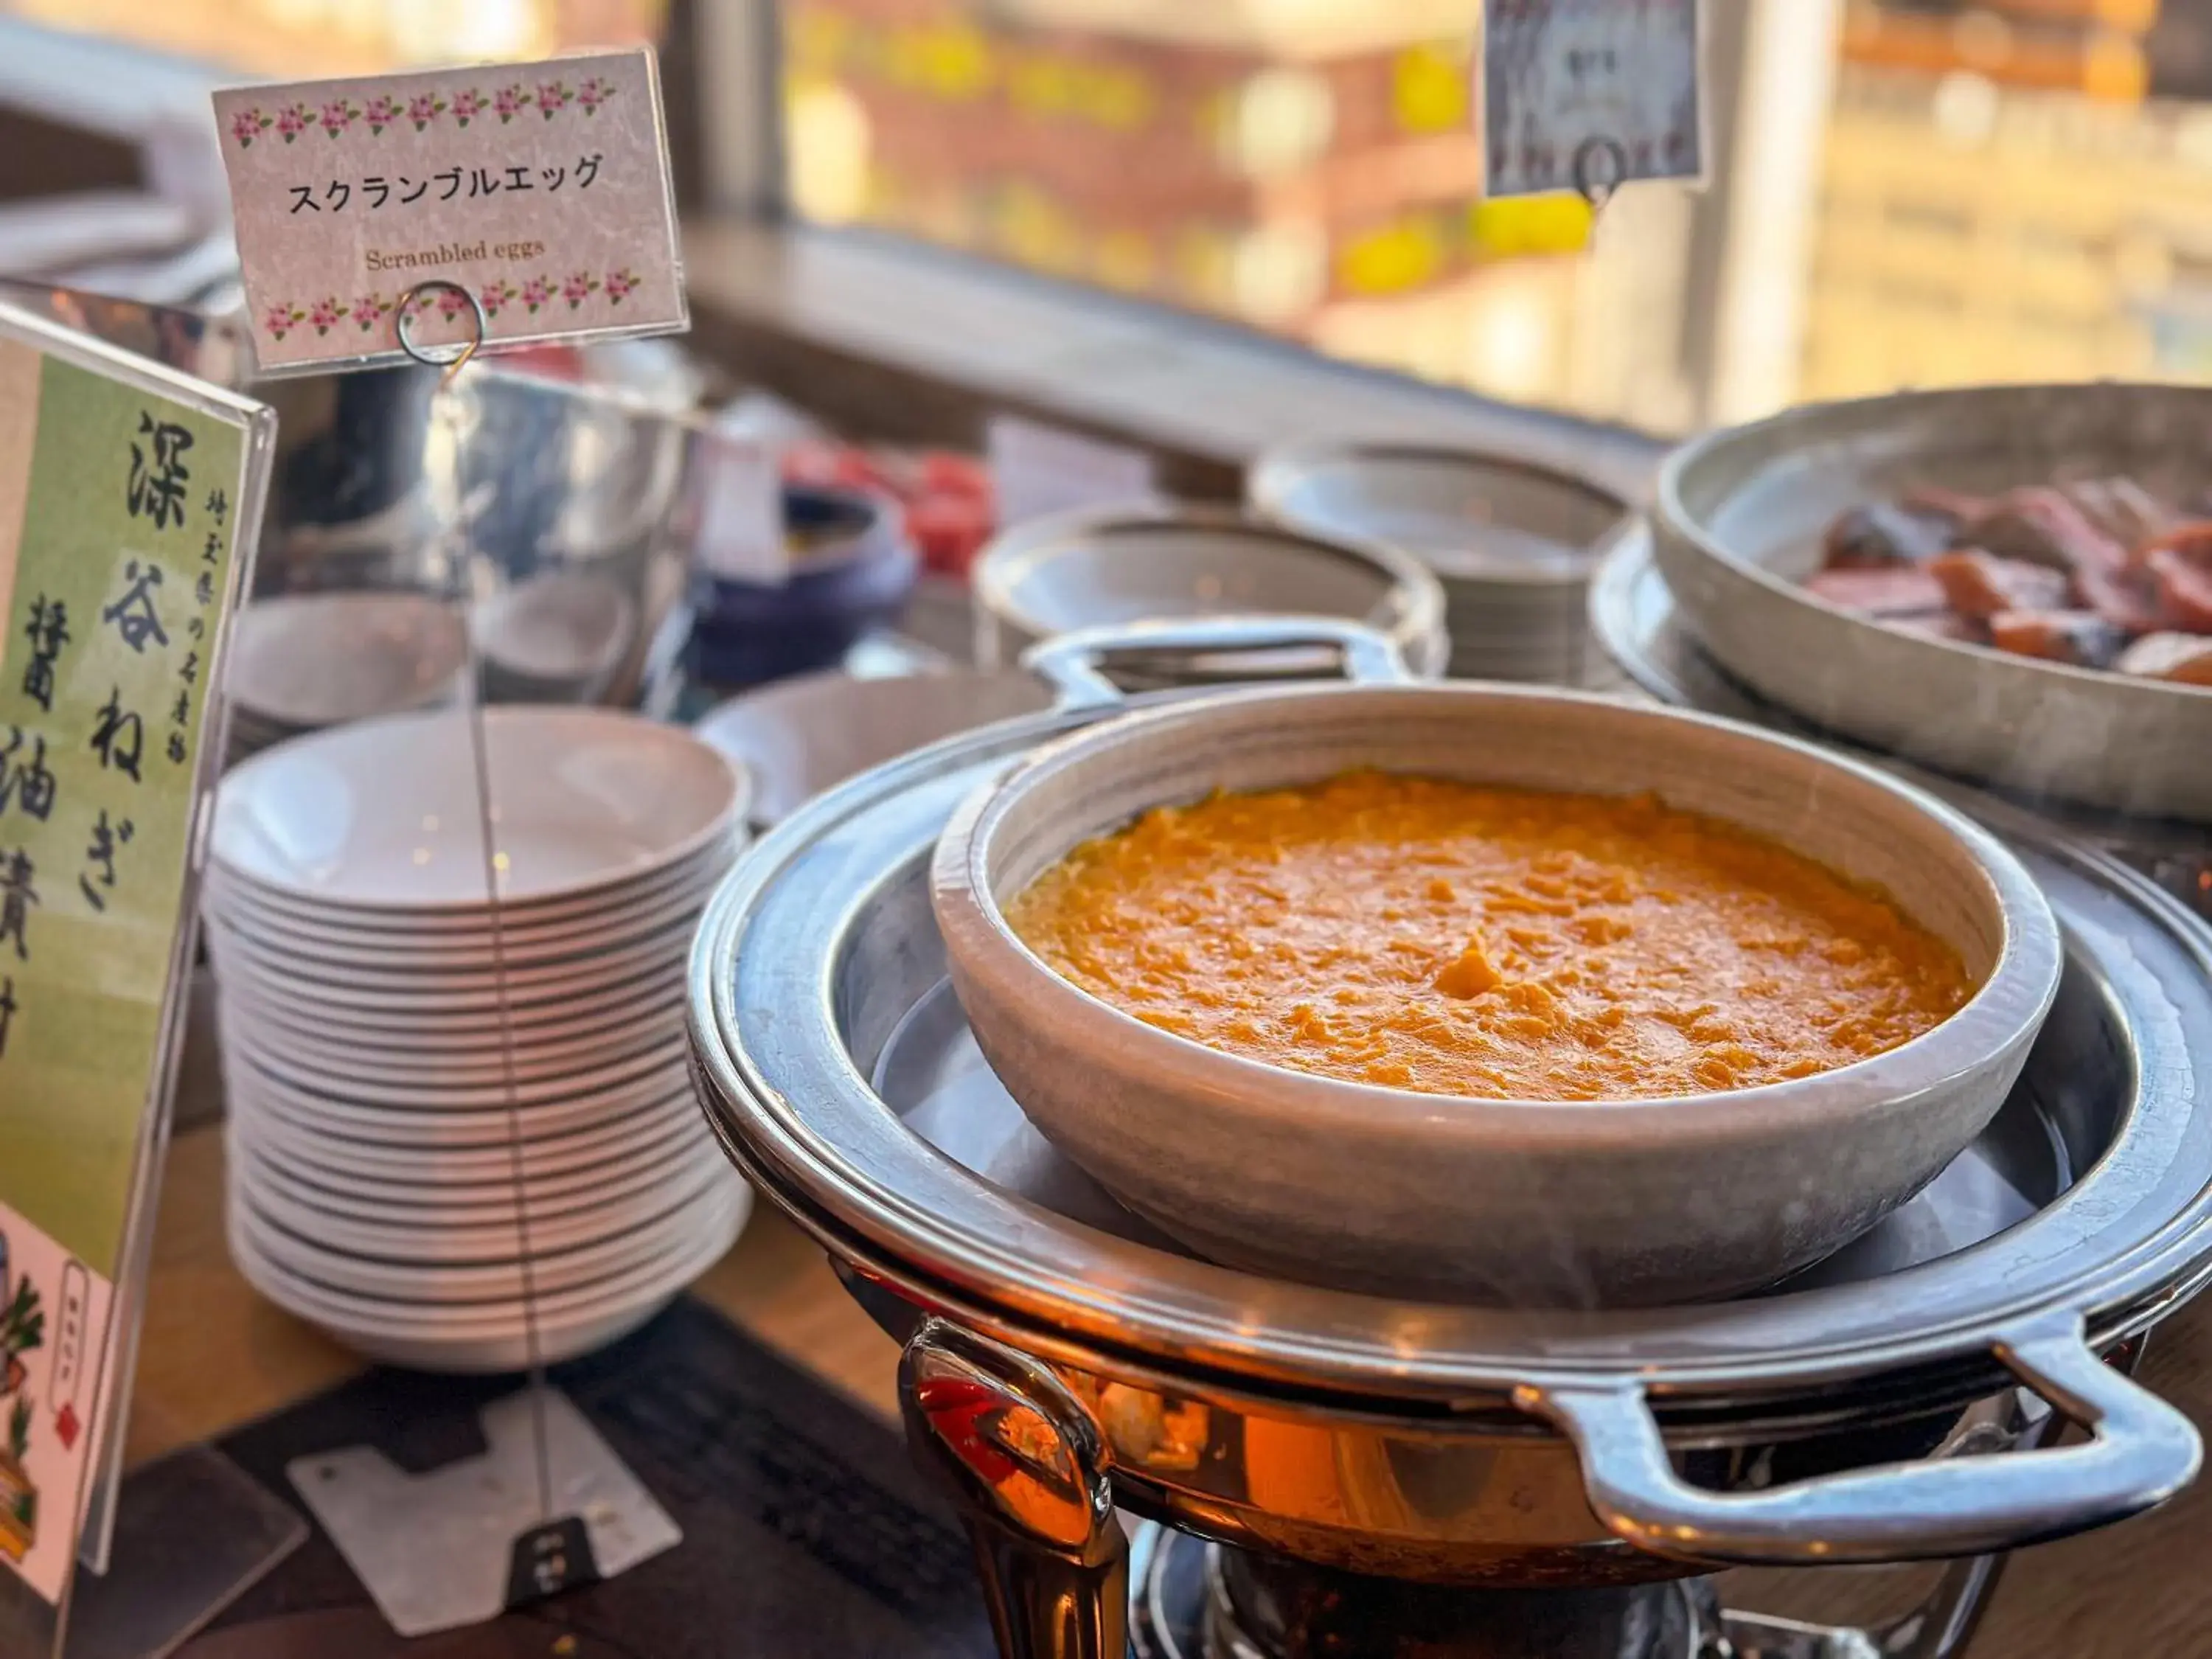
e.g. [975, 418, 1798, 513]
[899, 1319, 1127, 1659]
[1520, 1312, 2202, 1567]
[1020, 616, 1412, 708]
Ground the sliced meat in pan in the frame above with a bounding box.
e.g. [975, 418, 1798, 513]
[1929, 550, 2071, 620]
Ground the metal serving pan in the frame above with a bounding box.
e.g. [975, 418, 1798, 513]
[1593, 521, 2212, 926]
[1653, 383, 2212, 822]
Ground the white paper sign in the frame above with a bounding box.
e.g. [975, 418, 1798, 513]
[0, 1200, 116, 1603]
[689, 431, 787, 586]
[987, 415, 1158, 529]
[1478, 0, 1705, 200]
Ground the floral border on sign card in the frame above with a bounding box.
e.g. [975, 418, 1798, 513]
[227, 74, 618, 147]
[261, 267, 652, 341]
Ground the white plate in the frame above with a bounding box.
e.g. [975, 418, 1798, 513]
[229, 1121, 710, 1226]
[213, 706, 747, 909]
[228, 1192, 740, 1328]
[232, 1176, 742, 1303]
[227, 1196, 745, 1373]
[203, 862, 724, 970]
[234, 1150, 731, 1265]
[298, 1295, 676, 1373]
[200, 905, 706, 994]
[220, 1053, 693, 1140]
[218, 995, 693, 1086]
[209, 956, 689, 1042]
[206, 827, 740, 938]
[204, 928, 692, 1017]
[204, 908, 698, 998]
[229, 1086, 709, 1184]
[218, 1017, 688, 1110]
[213, 984, 691, 1076]
[228, 591, 470, 727]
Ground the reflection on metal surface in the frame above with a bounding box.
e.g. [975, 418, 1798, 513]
[900, 1321, 1128, 1659]
[0, 279, 703, 722]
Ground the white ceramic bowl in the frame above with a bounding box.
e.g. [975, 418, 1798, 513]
[931, 681, 2064, 1307]
[212, 706, 746, 910]
[474, 568, 639, 701]
[226, 591, 470, 729]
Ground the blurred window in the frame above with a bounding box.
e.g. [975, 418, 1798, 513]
[782, 0, 2212, 433]
[0, 0, 664, 77]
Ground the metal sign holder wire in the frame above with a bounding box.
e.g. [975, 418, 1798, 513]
[274, 279, 681, 1639]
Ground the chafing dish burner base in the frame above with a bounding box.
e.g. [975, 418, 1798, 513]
[1131, 1526, 1708, 1659]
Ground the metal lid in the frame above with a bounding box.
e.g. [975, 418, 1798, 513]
[686, 686, 2212, 1415]
[970, 504, 1450, 680]
[1250, 439, 1631, 586]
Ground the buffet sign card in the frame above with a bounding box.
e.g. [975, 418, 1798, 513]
[0, 302, 273, 1605]
[213, 49, 686, 375]
[1477, 0, 1705, 200]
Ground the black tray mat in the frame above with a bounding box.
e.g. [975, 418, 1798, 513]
[181, 1298, 995, 1658]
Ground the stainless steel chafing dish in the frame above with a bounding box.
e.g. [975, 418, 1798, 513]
[686, 619, 2212, 1659]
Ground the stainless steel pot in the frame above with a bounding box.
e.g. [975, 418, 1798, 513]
[687, 622, 2212, 1613]
[1590, 521, 2212, 927]
[970, 505, 1450, 684]
[1250, 440, 1632, 686]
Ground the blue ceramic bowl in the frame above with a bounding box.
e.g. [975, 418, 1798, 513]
[686, 484, 920, 689]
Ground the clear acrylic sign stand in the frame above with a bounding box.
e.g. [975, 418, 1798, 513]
[0, 295, 306, 1659]
[271, 282, 681, 1637]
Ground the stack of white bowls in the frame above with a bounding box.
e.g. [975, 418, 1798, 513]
[223, 591, 471, 768]
[1249, 443, 1632, 686]
[204, 705, 751, 1372]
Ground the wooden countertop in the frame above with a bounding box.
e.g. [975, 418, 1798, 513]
[136, 1038, 2212, 1658]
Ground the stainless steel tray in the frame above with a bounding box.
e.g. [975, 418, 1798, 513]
[1590, 521, 2212, 924]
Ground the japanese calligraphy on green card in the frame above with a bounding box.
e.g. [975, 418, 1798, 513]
[0, 347, 247, 1279]
[0, 299, 271, 1610]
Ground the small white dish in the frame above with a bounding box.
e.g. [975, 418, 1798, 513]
[231, 1176, 742, 1303]
[227, 591, 469, 728]
[230, 1088, 706, 1185]
[204, 860, 726, 968]
[230, 1124, 706, 1227]
[209, 827, 741, 934]
[474, 568, 637, 698]
[212, 707, 747, 909]
[237, 1154, 732, 1266]
[220, 1054, 692, 1141]
[204, 911, 697, 1001]
[223, 999, 692, 1087]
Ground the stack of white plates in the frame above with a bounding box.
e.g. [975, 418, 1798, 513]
[223, 591, 470, 768]
[1249, 443, 1632, 685]
[205, 706, 752, 1373]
